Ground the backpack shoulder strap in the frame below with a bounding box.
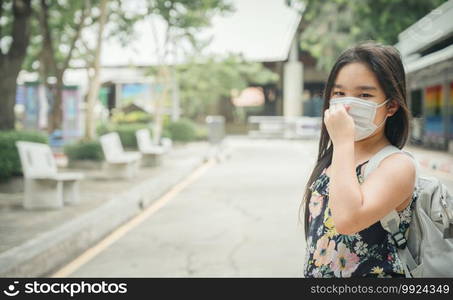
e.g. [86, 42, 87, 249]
[362, 144, 419, 277]
[362, 145, 403, 233]
[400, 149, 420, 188]
[363, 144, 402, 178]
[363, 145, 419, 188]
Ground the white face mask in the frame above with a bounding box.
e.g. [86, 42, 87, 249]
[329, 96, 390, 141]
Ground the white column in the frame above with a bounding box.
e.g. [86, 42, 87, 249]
[38, 84, 48, 129]
[283, 36, 303, 117]
[171, 67, 181, 121]
[283, 36, 303, 138]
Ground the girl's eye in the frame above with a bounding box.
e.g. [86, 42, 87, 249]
[332, 91, 344, 96]
[360, 93, 373, 98]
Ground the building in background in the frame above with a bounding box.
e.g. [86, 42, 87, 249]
[396, 0, 453, 152]
[15, 0, 328, 142]
[15, 83, 83, 146]
[65, 0, 327, 120]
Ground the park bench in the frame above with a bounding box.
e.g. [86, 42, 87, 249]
[160, 137, 173, 152]
[294, 117, 322, 139]
[247, 116, 321, 139]
[247, 116, 287, 138]
[15, 141, 84, 209]
[99, 132, 142, 178]
[135, 129, 167, 167]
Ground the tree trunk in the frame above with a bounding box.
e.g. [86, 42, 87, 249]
[0, 0, 32, 130]
[85, 0, 109, 140]
[49, 72, 64, 132]
[0, 70, 20, 130]
[39, 0, 88, 133]
[153, 67, 170, 145]
[218, 96, 235, 122]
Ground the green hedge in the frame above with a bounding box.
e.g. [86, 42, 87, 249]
[64, 140, 104, 161]
[96, 118, 202, 147]
[161, 127, 172, 139]
[166, 118, 197, 142]
[97, 123, 151, 148]
[194, 125, 208, 141]
[0, 130, 48, 181]
[111, 111, 153, 124]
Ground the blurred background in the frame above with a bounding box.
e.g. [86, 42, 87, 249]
[0, 0, 452, 278]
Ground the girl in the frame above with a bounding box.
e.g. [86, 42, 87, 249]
[302, 42, 418, 278]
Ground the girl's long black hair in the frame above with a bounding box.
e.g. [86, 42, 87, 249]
[300, 42, 412, 239]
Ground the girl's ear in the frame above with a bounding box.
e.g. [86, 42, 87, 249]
[387, 99, 399, 117]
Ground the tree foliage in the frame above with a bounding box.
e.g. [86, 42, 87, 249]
[144, 0, 234, 143]
[1, 0, 235, 131]
[289, 0, 447, 71]
[175, 54, 279, 120]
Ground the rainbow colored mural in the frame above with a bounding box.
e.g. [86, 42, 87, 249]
[424, 85, 443, 138]
[450, 82, 453, 139]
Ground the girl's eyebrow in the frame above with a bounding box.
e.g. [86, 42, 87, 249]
[333, 84, 377, 91]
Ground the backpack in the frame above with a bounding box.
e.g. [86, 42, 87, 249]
[363, 144, 453, 278]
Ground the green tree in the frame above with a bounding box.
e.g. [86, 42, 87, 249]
[37, 0, 90, 133]
[288, 0, 446, 72]
[23, 0, 143, 134]
[145, 0, 234, 144]
[0, 0, 32, 130]
[353, 0, 447, 45]
[84, 0, 109, 141]
[175, 54, 279, 122]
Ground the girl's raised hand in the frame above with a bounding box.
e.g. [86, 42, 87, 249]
[324, 103, 355, 145]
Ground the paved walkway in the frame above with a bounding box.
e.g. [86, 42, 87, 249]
[65, 138, 312, 277]
[63, 138, 453, 277]
[1, 136, 451, 277]
[406, 145, 453, 177]
[0, 141, 211, 276]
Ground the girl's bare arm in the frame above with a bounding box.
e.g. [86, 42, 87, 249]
[329, 141, 415, 235]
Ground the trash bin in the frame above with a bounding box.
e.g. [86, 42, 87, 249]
[49, 129, 64, 149]
[205, 115, 225, 145]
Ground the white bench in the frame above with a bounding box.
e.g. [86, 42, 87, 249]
[16, 141, 84, 209]
[247, 116, 322, 139]
[160, 137, 173, 152]
[294, 117, 322, 139]
[247, 116, 287, 138]
[135, 129, 169, 167]
[100, 132, 142, 178]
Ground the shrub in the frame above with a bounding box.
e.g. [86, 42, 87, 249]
[111, 111, 153, 124]
[96, 117, 202, 147]
[96, 122, 111, 136]
[195, 125, 208, 141]
[64, 140, 104, 161]
[97, 123, 151, 148]
[0, 130, 48, 181]
[166, 118, 197, 142]
[161, 127, 172, 139]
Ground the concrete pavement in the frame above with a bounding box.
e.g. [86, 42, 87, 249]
[64, 137, 313, 277]
[1, 136, 451, 277]
[61, 137, 453, 278]
[0, 141, 212, 277]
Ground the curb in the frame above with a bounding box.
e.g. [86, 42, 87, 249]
[415, 156, 453, 177]
[0, 146, 210, 277]
[405, 146, 453, 177]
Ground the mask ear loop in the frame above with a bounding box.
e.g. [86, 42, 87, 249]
[375, 115, 388, 129]
[375, 99, 391, 128]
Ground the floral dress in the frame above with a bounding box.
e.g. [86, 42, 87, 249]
[303, 160, 418, 278]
